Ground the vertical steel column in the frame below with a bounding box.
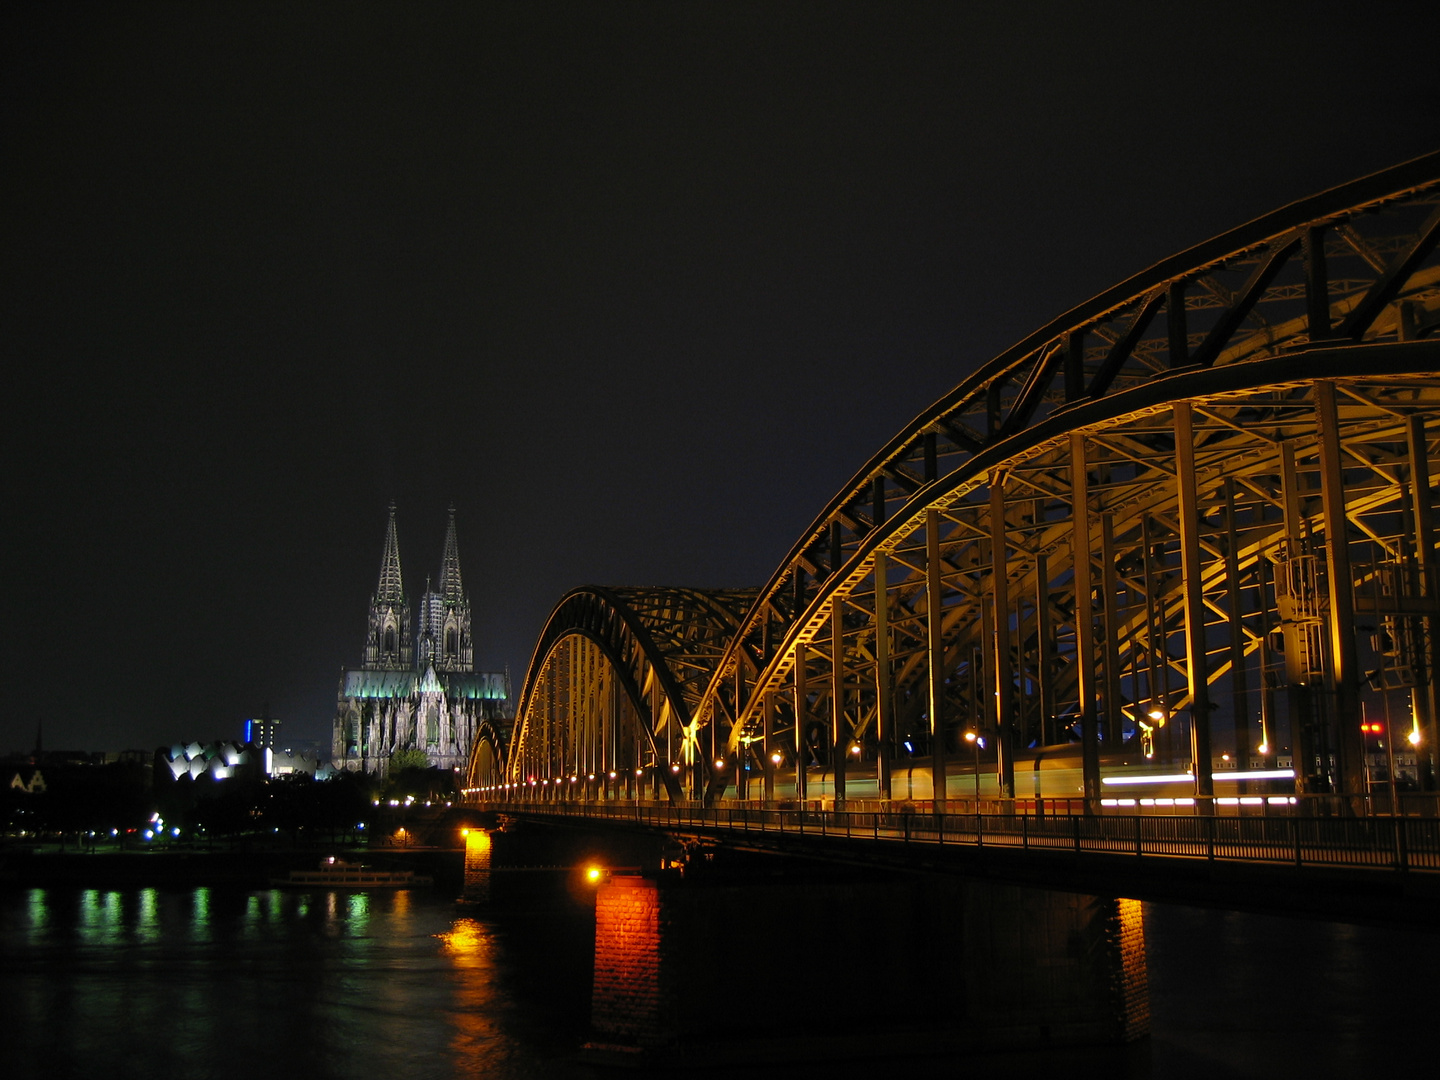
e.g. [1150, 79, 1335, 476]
[1280, 441, 1318, 792]
[734, 665, 746, 802]
[1070, 434, 1101, 810]
[1304, 226, 1330, 342]
[1035, 548, 1054, 747]
[1256, 555, 1277, 770]
[831, 598, 847, 804]
[794, 643, 808, 802]
[1065, 328, 1086, 401]
[874, 551, 894, 801]
[926, 509, 948, 812]
[1224, 478, 1251, 764]
[1168, 281, 1188, 367]
[989, 472, 1016, 799]
[1407, 415, 1439, 788]
[1101, 512, 1123, 748]
[1315, 381, 1365, 799]
[1174, 402, 1215, 810]
[660, 669, 671, 786]
[569, 637, 578, 793]
[762, 688, 776, 802]
[1141, 515, 1163, 749]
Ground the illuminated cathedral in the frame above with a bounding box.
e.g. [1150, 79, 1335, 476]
[332, 504, 509, 776]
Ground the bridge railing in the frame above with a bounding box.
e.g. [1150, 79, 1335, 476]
[483, 791, 1440, 818]
[481, 800, 1440, 873]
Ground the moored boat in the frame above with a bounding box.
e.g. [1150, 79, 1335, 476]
[270, 856, 433, 889]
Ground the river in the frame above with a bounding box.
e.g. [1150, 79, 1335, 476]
[2, 884, 1434, 1078]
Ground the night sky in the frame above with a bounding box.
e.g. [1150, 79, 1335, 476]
[6, 2, 1438, 756]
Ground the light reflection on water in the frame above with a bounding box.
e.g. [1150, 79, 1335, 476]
[1, 886, 594, 1080]
[4, 885, 1437, 1080]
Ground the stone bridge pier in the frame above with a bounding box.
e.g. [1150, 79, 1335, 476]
[585, 869, 1148, 1062]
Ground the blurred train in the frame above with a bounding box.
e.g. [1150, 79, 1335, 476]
[725, 743, 1297, 810]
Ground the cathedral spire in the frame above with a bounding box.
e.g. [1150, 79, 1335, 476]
[364, 502, 411, 670]
[375, 501, 405, 605]
[438, 502, 464, 605]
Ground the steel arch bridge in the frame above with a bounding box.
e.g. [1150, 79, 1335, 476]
[469, 152, 1440, 815]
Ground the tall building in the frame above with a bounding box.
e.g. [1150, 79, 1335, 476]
[332, 504, 509, 776]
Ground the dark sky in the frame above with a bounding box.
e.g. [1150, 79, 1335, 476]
[5, 2, 1438, 755]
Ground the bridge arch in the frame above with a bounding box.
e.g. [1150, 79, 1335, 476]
[461, 716, 509, 795]
[475, 151, 1440, 811]
[694, 150, 1440, 806]
[495, 586, 756, 804]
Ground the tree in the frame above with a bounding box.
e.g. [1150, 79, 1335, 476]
[389, 749, 430, 773]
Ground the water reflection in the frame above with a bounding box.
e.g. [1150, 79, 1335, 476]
[9, 883, 1431, 1079]
[1, 886, 593, 1080]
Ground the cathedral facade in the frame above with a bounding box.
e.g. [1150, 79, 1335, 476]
[332, 504, 509, 776]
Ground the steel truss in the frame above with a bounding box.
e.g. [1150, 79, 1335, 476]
[477, 587, 756, 802]
[477, 151, 1440, 810]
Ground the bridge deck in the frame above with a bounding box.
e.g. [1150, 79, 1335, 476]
[478, 799, 1440, 925]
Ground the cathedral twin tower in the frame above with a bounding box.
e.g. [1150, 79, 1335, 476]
[332, 504, 509, 776]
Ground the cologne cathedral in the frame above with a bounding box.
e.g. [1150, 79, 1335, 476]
[332, 504, 509, 776]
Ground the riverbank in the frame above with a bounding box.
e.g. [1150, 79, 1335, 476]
[0, 845, 464, 889]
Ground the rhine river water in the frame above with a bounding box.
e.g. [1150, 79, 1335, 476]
[2, 883, 1436, 1079]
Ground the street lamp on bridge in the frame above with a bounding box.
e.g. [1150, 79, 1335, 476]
[964, 731, 985, 802]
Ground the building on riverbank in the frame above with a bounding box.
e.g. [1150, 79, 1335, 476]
[332, 504, 509, 778]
